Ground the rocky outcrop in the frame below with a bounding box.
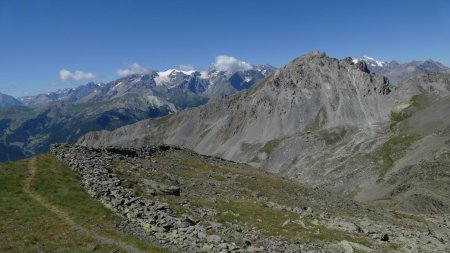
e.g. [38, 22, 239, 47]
[50, 144, 237, 252]
[50, 143, 311, 252]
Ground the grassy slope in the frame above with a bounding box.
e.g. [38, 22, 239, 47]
[0, 154, 169, 253]
[113, 151, 378, 248]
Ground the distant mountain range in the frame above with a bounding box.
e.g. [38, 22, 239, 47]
[352, 55, 448, 84]
[17, 64, 275, 107]
[0, 92, 22, 107]
[0, 63, 275, 162]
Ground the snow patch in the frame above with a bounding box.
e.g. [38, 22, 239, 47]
[361, 56, 385, 67]
[113, 82, 124, 89]
[155, 69, 196, 86]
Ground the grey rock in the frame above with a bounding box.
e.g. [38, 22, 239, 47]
[207, 235, 222, 244]
[142, 179, 180, 196]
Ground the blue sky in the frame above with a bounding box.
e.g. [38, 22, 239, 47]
[1, 0, 449, 96]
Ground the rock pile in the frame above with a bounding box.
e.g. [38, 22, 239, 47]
[50, 143, 240, 252]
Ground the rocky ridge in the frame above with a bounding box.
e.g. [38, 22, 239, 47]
[50, 143, 231, 252]
[50, 144, 302, 252]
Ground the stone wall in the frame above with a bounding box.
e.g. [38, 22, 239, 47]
[50, 143, 241, 253]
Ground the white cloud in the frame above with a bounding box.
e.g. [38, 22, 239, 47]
[179, 64, 195, 71]
[212, 55, 253, 72]
[116, 63, 151, 77]
[59, 69, 95, 82]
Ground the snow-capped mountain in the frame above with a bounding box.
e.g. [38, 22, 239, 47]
[352, 56, 386, 68]
[352, 56, 448, 84]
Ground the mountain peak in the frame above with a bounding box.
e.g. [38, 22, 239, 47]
[352, 55, 386, 67]
[306, 50, 326, 57]
[354, 55, 448, 84]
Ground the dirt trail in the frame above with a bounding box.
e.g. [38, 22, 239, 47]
[23, 157, 145, 253]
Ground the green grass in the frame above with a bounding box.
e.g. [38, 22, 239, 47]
[389, 111, 411, 130]
[168, 94, 208, 110]
[0, 158, 119, 252]
[248, 135, 293, 163]
[390, 94, 430, 130]
[0, 154, 170, 253]
[378, 94, 431, 179]
[142, 152, 372, 245]
[318, 127, 349, 146]
[0, 106, 39, 134]
[374, 134, 417, 181]
[259, 137, 285, 154]
[65, 101, 101, 114]
[215, 199, 372, 246]
[152, 113, 174, 127]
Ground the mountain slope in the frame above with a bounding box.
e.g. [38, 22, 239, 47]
[0, 92, 22, 107]
[0, 154, 167, 252]
[353, 56, 448, 84]
[79, 52, 450, 215]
